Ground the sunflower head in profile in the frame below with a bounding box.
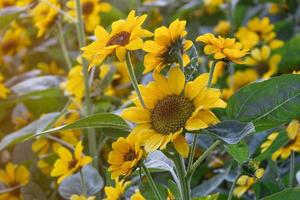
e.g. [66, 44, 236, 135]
[82, 10, 152, 69]
[143, 19, 193, 74]
[122, 67, 226, 157]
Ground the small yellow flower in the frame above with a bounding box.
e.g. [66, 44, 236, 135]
[245, 45, 281, 79]
[0, 163, 30, 200]
[143, 19, 193, 73]
[204, 0, 225, 14]
[0, 23, 31, 56]
[104, 178, 130, 200]
[261, 120, 300, 160]
[196, 33, 248, 64]
[30, 0, 59, 37]
[130, 189, 145, 200]
[122, 67, 226, 157]
[234, 27, 260, 50]
[99, 62, 131, 98]
[0, 73, 9, 100]
[82, 10, 152, 69]
[108, 135, 144, 179]
[67, 0, 111, 32]
[0, 0, 14, 8]
[70, 194, 95, 200]
[233, 175, 257, 198]
[213, 20, 231, 36]
[37, 61, 65, 75]
[222, 69, 258, 100]
[61, 65, 85, 105]
[51, 141, 92, 184]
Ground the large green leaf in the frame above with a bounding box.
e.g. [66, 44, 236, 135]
[262, 188, 300, 200]
[226, 74, 300, 132]
[34, 113, 130, 137]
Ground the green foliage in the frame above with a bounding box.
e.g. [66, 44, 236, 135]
[227, 74, 300, 132]
[262, 188, 300, 200]
[226, 141, 249, 164]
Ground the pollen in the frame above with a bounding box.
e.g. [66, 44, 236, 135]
[107, 31, 131, 46]
[151, 95, 195, 134]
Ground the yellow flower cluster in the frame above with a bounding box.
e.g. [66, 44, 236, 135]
[0, 73, 9, 100]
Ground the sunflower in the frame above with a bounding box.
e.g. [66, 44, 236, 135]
[233, 175, 257, 198]
[245, 45, 281, 79]
[0, 73, 9, 100]
[30, 0, 59, 37]
[122, 67, 226, 157]
[196, 33, 249, 64]
[130, 189, 145, 200]
[0, 163, 30, 200]
[82, 10, 152, 69]
[108, 135, 144, 179]
[67, 0, 111, 32]
[261, 120, 300, 160]
[104, 178, 130, 200]
[143, 19, 193, 73]
[51, 141, 92, 184]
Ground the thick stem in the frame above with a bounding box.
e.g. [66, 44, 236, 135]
[189, 140, 221, 177]
[125, 52, 146, 108]
[173, 151, 190, 200]
[141, 163, 164, 200]
[57, 23, 72, 70]
[228, 173, 240, 200]
[177, 50, 184, 72]
[207, 60, 217, 87]
[75, 0, 98, 170]
[289, 151, 295, 188]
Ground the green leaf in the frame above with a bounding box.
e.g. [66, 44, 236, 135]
[226, 141, 249, 164]
[34, 113, 130, 137]
[255, 131, 289, 162]
[202, 120, 255, 144]
[193, 193, 219, 200]
[261, 188, 300, 200]
[226, 74, 300, 132]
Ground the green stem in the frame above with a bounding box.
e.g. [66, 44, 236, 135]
[141, 163, 164, 200]
[125, 52, 146, 108]
[289, 151, 295, 188]
[187, 61, 217, 173]
[173, 151, 190, 200]
[80, 169, 87, 196]
[177, 50, 184, 72]
[228, 173, 240, 200]
[189, 140, 221, 177]
[57, 23, 72, 70]
[75, 0, 98, 170]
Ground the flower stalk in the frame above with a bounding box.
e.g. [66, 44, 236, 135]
[75, 0, 98, 170]
[125, 52, 146, 108]
[228, 173, 240, 200]
[289, 151, 295, 188]
[141, 163, 164, 200]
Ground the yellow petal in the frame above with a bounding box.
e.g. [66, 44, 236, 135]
[185, 73, 209, 100]
[172, 135, 189, 158]
[168, 67, 185, 95]
[122, 107, 151, 123]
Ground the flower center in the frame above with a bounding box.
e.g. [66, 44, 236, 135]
[124, 150, 136, 161]
[151, 95, 195, 134]
[82, 1, 94, 15]
[107, 31, 131, 46]
[2, 40, 17, 54]
[256, 62, 269, 76]
[68, 159, 78, 169]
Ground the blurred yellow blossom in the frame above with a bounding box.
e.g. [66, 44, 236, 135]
[0, 163, 30, 200]
[213, 20, 230, 36]
[37, 61, 65, 75]
[0, 73, 9, 99]
[67, 0, 111, 32]
[104, 178, 130, 200]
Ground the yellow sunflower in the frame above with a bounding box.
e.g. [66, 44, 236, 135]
[261, 120, 300, 160]
[82, 10, 152, 69]
[0, 163, 30, 200]
[51, 141, 92, 184]
[30, 0, 59, 37]
[233, 175, 256, 198]
[104, 178, 130, 200]
[108, 135, 144, 179]
[196, 33, 249, 64]
[130, 189, 145, 200]
[67, 0, 111, 32]
[122, 67, 226, 157]
[245, 45, 281, 79]
[143, 19, 193, 73]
